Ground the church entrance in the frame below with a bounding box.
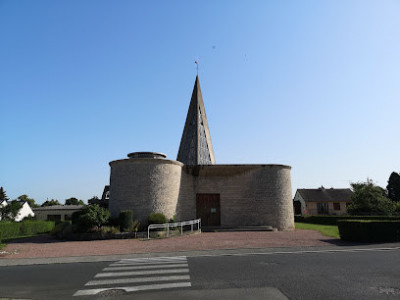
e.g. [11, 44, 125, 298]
[196, 193, 221, 226]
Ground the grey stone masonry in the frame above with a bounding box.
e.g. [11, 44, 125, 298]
[176, 164, 294, 231]
[109, 155, 294, 231]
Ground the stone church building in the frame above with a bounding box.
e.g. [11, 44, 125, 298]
[108, 76, 294, 231]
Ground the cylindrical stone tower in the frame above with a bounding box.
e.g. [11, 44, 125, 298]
[108, 152, 183, 225]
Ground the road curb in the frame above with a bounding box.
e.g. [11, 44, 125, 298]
[1, 243, 400, 266]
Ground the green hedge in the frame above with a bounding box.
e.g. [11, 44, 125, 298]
[119, 210, 133, 232]
[0, 220, 55, 239]
[338, 220, 400, 242]
[148, 213, 167, 225]
[295, 215, 400, 226]
[20, 221, 55, 235]
[0, 222, 21, 239]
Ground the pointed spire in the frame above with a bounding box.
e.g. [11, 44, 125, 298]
[177, 76, 216, 165]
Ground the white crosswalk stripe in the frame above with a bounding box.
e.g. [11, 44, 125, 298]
[73, 256, 191, 296]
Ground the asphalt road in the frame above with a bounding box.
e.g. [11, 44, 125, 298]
[1, 247, 400, 299]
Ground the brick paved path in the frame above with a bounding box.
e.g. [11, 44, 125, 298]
[0, 230, 335, 259]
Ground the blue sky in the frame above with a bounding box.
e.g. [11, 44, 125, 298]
[1, 1, 399, 204]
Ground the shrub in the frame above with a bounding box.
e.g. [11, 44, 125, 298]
[132, 220, 142, 232]
[148, 213, 167, 225]
[20, 221, 55, 235]
[74, 205, 110, 232]
[51, 222, 73, 239]
[394, 202, 400, 216]
[119, 210, 134, 232]
[0, 220, 55, 240]
[100, 226, 120, 234]
[348, 180, 395, 215]
[338, 220, 400, 242]
[295, 215, 400, 226]
[107, 217, 120, 227]
[0, 222, 21, 239]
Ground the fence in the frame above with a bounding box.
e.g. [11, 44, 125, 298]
[147, 218, 201, 239]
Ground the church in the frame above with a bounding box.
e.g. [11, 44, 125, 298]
[107, 76, 294, 231]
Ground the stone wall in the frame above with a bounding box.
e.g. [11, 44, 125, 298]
[109, 158, 183, 224]
[109, 158, 294, 231]
[177, 165, 294, 231]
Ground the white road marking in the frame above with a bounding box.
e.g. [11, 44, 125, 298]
[119, 256, 187, 263]
[85, 275, 190, 286]
[216, 247, 400, 257]
[95, 268, 189, 278]
[103, 263, 189, 271]
[74, 282, 192, 296]
[74, 256, 192, 296]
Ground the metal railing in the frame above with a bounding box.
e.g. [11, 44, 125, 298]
[147, 218, 201, 239]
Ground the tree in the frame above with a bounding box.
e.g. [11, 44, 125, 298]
[0, 200, 22, 221]
[387, 172, 400, 203]
[0, 187, 9, 201]
[0, 203, 9, 220]
[87, 196, 100, 204]
[41, 199, 61, 207]
[8, 200, 23, 220]
[16, 194, 39, 208]
[348, 179, 395, 215]
[65, 197, 85, 205]
[77, 204, 110, 231]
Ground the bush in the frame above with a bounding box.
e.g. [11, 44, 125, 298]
[119, 210, 134, 232]
[295, 215, 400, 226]
[20, 221, 55, 235]
[348, 180, 395, 215]
[107, 217, 120, 227]
[51, 222, 73, 239]
[73, 205, 110, 232]
[100, 226, 120, 234]
[132, 220, 142, 232]
[0, 222, 21, 239]
[0, 220, 55, 239]
[148, 213, 167, 225]
[394, 202, 400, 216]
[338, 220, 400, 242]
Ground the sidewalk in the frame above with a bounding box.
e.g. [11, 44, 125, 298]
[0, 229, 334, 260]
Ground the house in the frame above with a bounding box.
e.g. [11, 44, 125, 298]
[0, 200, 35, 221]
[293, 187, 353, 216]
[14, 201, 35, 221]
[33, 205, 85, 222]
[0, 200, 7, 221]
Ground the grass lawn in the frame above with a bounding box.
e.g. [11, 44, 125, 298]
[295, 222, 340, 239]
[0, 234, 43, 245]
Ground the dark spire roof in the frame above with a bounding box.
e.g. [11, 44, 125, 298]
[177, 76, 216, 165]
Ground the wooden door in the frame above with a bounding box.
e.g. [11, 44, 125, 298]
[196, 194, 221, 226]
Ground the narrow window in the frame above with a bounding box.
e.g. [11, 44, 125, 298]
[333, 203, 341, 211]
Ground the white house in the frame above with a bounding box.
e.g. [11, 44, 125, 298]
[0, 200, 8, 221]
[0, 200, 35, 221]
[14, 201, 35, 221]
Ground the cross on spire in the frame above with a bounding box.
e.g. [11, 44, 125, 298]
[195, 60, 199, 75]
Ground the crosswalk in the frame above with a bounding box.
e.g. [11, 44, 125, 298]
[73, 256, 191, 296]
